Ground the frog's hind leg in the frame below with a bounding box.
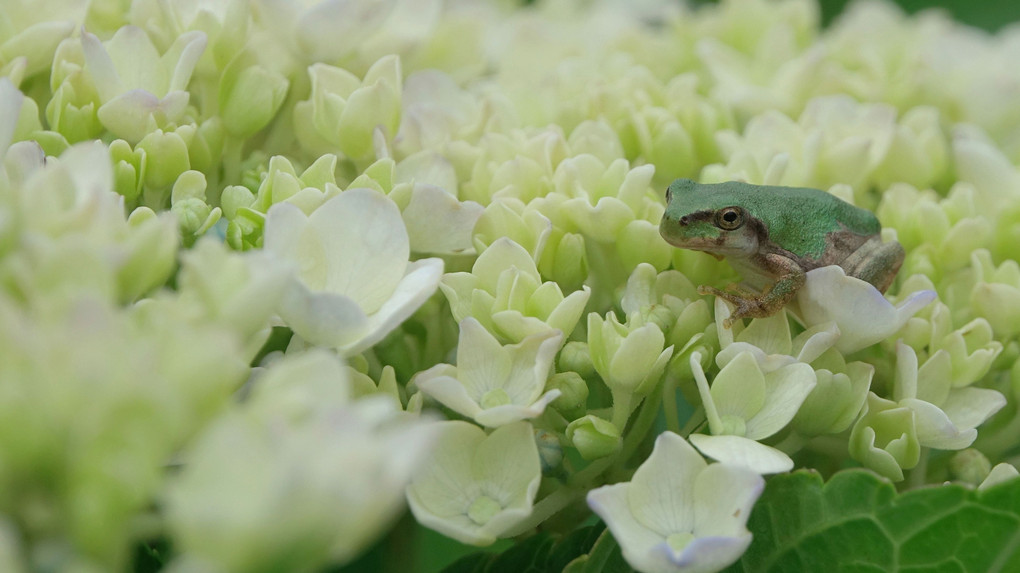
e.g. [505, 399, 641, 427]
[841, 236, 904, 293]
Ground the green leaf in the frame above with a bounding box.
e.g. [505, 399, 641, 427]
[725, 469, 1020, 573]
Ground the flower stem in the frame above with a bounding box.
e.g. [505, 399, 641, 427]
[679, 406, 706, 437]
[907, 447, 930, 490]
[618, 387, 663, 466]
[662, 372, 681, 433]
[223, 136, 243, 187]
[610, 390, 634, 430]
[504, 487, 585, 537]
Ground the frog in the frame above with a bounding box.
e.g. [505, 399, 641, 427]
[659, 179, 904, 327]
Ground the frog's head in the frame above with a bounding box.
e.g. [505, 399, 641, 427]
[659, 178, 761, 257]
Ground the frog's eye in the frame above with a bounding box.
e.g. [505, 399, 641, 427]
[715, 207, 744, 230]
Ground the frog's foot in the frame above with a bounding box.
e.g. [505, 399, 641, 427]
[697, 284, 776, 328]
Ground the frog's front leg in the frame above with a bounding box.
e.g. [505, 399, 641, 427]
[698, 253, 806, 328]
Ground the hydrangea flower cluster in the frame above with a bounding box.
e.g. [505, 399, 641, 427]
[1, 0, 1019, 571]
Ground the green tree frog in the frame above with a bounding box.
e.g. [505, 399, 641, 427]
[659, 179, 904, 326]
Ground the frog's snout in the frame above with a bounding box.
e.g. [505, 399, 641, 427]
[659, 216, 681, 243]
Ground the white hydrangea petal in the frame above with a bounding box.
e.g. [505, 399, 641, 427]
[406, 421, 485, 516]
[395, 151, 458, 192]
[438, 272, 478, 322]
[164, 31, 208, 93]
[473, 389, 561, 428]
[97, 90, 189, 142]
[278, 281, 369, 348]
[587, 484, 666, 572]
[456, 317, 512, 398]
[689, 434, 793, 474]
[471, 422, 541, 504]
[401, 183, 483, 254]
[340, 257, 443, 356]
[745, 363, 816, 440]
[81, 31, 123, 101]
[415, 370, 484, 420]
[711, 351, 766, 422]
[409, 422, 541, 545]
[608, 324, 667, 392]
[246, 350, 351, 417]
[473, 238, 539, 294]
[628, 433, 705, 535]
[309, 189, 410, 314]
[545, 288, 591, 336]
[940, 387, 1006, 431]
[0, 79, 23, 160]
[792, 322, 840, 364]
[794, 266, 936, 354]
[657, 535, 753, 573]
[502, 329, 561, 402]
[979, 463, 1020, 491]
[562, 196, 634, 242]
[56, 141, 115, 202]
[264, 201, 311, 260]
[915, 350, 952, 405]
[901, 398, 976, 450]
[294, 0, 392, 61]
[736, 312, 792, 356]
[716, 342, 797, 373]
[692, 463, 763, 537]
[491, 311, 554, 342]
[104, 26, 167, 94]
[473, 503, 539, 543]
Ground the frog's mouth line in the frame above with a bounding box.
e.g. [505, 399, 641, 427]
[661, 236, 748, 256]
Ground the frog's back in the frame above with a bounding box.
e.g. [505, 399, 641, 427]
[671, 180, 881, 259]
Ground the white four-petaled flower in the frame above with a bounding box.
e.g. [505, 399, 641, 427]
[264, 188, 443, 356]
[588, 432, 763, 573]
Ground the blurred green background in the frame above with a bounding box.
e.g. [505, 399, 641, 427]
[829, 0, 1020, 30]
[694, 0, 1020, 30]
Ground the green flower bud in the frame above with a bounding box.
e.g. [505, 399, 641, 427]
[970, 249, 1020, 339]
[172, 197, 220, 240]
[949, 449, 992, 486]
[137, 126, 193, 191]
[219, 54, 289, 138]
[171, 171, 221, 241]
[118, 208, 178, 302]
[252, 155, 302, 211]
[618, 219, 672, 274]
[588, 311, 673, 397]
[474, 198, 551, 261]
[566, 415, 621, 460]
[558, 341, 595, 378]
[225, 208, 264, 250]
[538, 229, 587, 293]
[297, 56, 402, 162]
[188, 117, 225, 174]
[849, 393, 920, 482]
[45, 83, 102, 143]
[221, 185, 256, 220]
[109, 139, 144, 204]
[546, 372, 589, 421]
